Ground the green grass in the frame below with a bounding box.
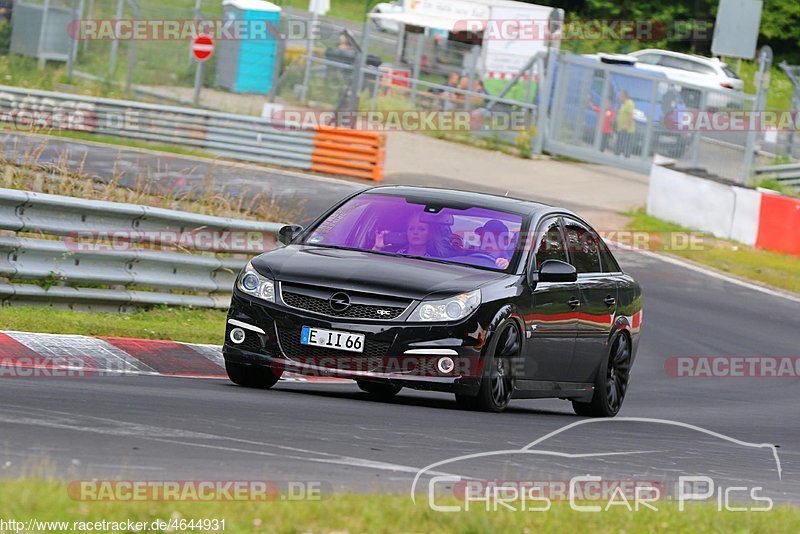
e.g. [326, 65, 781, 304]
[0, 307, 226, 345]
[737, 62, 794, 111]
[626, 209, 800, 294]
[0, 126, 213, 159]
[0, 479, 798, 533]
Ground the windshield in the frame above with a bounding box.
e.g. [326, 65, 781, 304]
[303, 193, 526, 271]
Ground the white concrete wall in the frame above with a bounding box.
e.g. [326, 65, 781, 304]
[646, 164, 760, 245]
[729, 187, 761, 246]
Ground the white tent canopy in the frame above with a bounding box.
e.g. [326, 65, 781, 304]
[369, 11, 487, 33]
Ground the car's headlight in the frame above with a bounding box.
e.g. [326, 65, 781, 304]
[237, 261, 275, 302]
[408, 290, 481, 322]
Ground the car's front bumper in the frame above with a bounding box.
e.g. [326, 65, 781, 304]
[222, 292, 486, 394]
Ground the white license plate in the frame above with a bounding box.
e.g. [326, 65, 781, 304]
[300, 326, 365, 353]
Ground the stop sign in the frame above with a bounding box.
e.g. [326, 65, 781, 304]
[192, 34, 214, 62]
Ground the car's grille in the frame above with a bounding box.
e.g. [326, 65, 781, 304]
[280, 283, 410, 321]
[276, 325, 391, 370]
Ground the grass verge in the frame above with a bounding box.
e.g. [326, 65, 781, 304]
[0, 480, 798, 533]
[0, 307, 226, 345]
[625, 209, 800, 294]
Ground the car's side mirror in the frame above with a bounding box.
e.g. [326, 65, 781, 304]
[537, 259, 578, 283]
[278, 224, 303, 246]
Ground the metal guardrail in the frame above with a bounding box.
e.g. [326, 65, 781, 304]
[0, 187, 284, 311]
[754, 163, 800, 188]
[0, 84, 316, 170]
[0, 85, 386, 180]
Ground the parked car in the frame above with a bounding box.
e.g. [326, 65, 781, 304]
[223, 186, 643, 416]
[627, 49, 745, 109]
[370, 1, 402, 33]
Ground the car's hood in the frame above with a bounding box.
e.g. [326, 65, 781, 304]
[251, 245, 508, 300]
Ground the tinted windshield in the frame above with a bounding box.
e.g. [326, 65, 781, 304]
[303, 193, 526, 271]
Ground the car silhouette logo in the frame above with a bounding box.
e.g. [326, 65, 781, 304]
[329, 292, 351, 312]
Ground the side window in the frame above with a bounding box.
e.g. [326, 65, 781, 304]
[636, 53, 660, 65]
[598, 239, 621, 273]
[534, 218, 568, 269]
[563, 219, 601, 274]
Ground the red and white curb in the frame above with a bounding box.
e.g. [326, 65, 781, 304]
[0, 331, 345, 383]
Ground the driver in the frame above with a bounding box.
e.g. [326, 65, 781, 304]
[475, 219, 513, 269]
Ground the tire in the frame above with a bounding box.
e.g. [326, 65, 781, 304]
[572, 333, 631, 417]
[225, 361, 281, 389]
[357, 380, 402, 399]
[456, 321, 520, 413]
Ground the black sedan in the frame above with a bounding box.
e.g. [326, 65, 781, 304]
[223, 186, 642, 416]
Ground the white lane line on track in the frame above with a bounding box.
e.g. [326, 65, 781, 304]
[143, 437, 455, 477]
[610, 240, 800, 304]
[0, 405, 454, 478]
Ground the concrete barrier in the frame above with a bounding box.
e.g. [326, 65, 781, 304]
[647, 163, 799, 256]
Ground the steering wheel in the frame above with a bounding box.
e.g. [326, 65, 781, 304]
[467, 252, 498, 263]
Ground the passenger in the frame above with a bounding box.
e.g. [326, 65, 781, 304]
[475, 219, 513, 269]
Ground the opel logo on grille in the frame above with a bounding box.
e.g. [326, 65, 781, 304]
[329, 292, 351, 312]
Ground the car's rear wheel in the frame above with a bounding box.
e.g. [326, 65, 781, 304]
[572, 333, 631, 417]
[457, 321, 520, 412]
[225, 361, 281, 389]
[357, 380, 402, 399]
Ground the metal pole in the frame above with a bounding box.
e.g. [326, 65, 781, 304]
[37, 0, 52, 70]
[68, 0, 84, 80]
[533, 48, 556, 155]
[591, 73, 611, 151]
[463, 45, 477, 112]
[640, 80, 659, 161]
[193, 61, 204, 106]
[690, 90, 707, 167]
[394, 23, 405, 65]
[353, 20, 372, 105]
[410, 32, 424, 106]
[300, 11, 318, 103]
[742, 46, 772, 184]
[269, 34, 284, 103]
[124, 3, 138, 94]
[191, 0, 203, 64]
[109, 0, 124, 76]
[83, 0, 94, 52]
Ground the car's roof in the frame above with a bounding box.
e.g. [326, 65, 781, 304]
[631, 48, 725, 67]
[362, 185, 573, 219]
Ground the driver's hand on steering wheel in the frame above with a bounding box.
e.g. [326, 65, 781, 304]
[373, 230, 389, 250]
[495, 257, 509, 269]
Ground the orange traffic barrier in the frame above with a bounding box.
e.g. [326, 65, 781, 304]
[311, 125, 385, 182]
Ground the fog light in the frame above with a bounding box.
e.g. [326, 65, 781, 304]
[437, 356, 455, 374]
[229, 327, 246, 344]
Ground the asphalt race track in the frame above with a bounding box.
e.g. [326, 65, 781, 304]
[1, 241, 799, 503]
[1, 136, 799, 504]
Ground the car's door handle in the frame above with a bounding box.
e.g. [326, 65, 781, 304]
[568, 297, 581, 309]
[604, 295, 616, 307]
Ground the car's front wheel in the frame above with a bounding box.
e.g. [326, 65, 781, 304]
[457, 321, 520, 412]
[357, 380, 402, 399]
[225, 361, 282, 389]
[572, 333, 631, 417]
